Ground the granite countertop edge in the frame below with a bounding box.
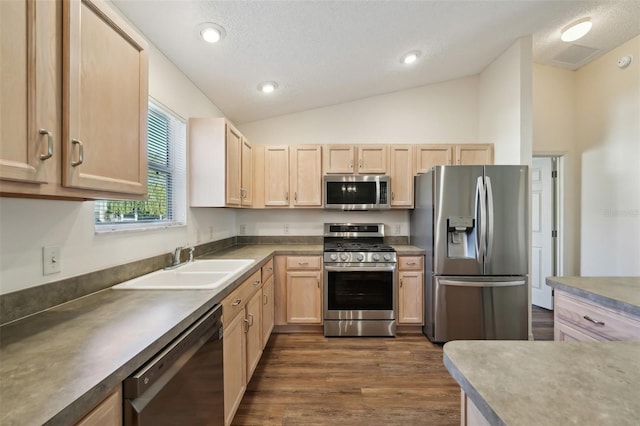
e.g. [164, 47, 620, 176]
[546, 276, 640, 317]
[442, 351, 505, 426]
[0, 243, 335, 426]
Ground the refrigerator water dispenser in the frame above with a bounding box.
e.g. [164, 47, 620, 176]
[447, 216, 475, 259]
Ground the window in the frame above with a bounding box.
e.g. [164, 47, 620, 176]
[94, 99, 186, 231]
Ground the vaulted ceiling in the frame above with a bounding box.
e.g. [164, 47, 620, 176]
[113, 1, 640, 124]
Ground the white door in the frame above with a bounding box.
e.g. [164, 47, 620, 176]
[531, 157, 554, 309]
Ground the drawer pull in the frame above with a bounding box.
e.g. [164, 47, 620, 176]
[231, 298, 241, 306]
[253, 279, 261, 286]
[265, 267, 273, 272]
[298, 261, 309, 266]
[248, 313, 254, 327]
[406, 261, 417, 265]
[39, 129, 53, 160]
[264, 294, 268, 305]
[583, 315, 605, 326]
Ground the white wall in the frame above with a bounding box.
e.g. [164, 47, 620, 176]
[239, 76, 479, 144]
[0, 43, 235, 295]
[532, 64, 579, 276]
[479, 37, 533, 166]
[575, 35, 640, 275]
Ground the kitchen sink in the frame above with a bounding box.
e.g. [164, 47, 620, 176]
[176, 259, 254, 273]
[111, 259, 255, 290]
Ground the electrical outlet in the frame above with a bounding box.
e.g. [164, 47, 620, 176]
[395, 225, 401, 235]
[239, 224, 246, 235]
[284, 224, 289, 234]
[43, 246, 61, 275]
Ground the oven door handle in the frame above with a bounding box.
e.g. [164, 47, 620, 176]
[324, 265, 396, 272]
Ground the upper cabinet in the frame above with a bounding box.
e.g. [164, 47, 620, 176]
[454, 144, 494, 165]
[414, 145, 454, 174]
[389, 145, 413, 208]
[323, 145, 387, 175]
[258, 145, 322, 208]
[189, 118, 252, 207]
[1, 0, 149, 199]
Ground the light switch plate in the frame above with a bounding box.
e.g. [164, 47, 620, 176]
[43, 246, 61, 275]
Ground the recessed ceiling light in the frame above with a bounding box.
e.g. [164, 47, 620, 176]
[560, 18, 592, 42]
[198, 23, 226, 44]
[258, 82, 278, 93]
[401, 51, 421, 65]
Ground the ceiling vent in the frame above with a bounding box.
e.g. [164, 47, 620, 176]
[551, 44, 601, 69]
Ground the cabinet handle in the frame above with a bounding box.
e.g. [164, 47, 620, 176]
[71, 139, 84, 166]
[253, 279, 261, 286]
[400, 279, 403, 287]
[231, 298, 241, 306]
[407, 261, 417, 265]
[391, 192, 395, 201]
[248, 313, 254, 327]
[349, 160, 353, 169]
[263, 294, 268, 305]
[285, 191, 289, 201]
[298, 261, 309, 266]
[583, 315, 605, 326]
[265, 267, 273, 272]
[39, 129, 53, 160]
[317, 278, 320, 288]
[294, 192, 297, 201]
[359, 159, 362, 169]
[243, 318, 249, 333]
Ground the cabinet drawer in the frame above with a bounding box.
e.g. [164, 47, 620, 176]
[286, 256, 322, 270]
[398, 256, 423, 270]
[261, 258, 274, 282]
[222, 270, 261, 326]
[555, 291, 640, 341]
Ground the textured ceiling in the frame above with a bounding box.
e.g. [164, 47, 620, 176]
[113, 1, 640, 124]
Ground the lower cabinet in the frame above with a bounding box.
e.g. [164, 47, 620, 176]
[75, 387, 122, 426]
[274, 255, 323, 326]
[397, 256, 424, 325]
[221, 268, 265, 426]
[554, 290, 640, 341]
[262, 274, 275, 347]
[460, 390, 491, 426]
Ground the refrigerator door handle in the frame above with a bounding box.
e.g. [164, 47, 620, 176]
[475, 176, 486, 262]
[485, 176, 494, 263]
[439, 279, 526, 287]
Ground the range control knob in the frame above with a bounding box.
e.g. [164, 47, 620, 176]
[356, 253, 365, 262]
[383, 254, 392, 261]
[329, 253, 338, 261]
[339, 253, 349, 261]
[372, 254, 380, 261]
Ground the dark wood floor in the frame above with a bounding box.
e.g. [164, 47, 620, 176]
[233, 307, 554, 425]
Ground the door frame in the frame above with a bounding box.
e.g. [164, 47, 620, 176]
[532, 153, 565, 291]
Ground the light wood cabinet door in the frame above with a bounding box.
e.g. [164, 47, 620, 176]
[62, 0, 148, 195]
[323, 145, 354, 174]
[389, 145, 413, 208]
[75, 386, 122, 426]
[241, 138, 252, 206]
[0, 0, 56, 185]
[286, 270, 322, 324]
[291, 145, 322, 207]
[262, 275, 275, 347]
[414, 145, 453, 174]
[357, 145, 387, 174]
[398, 271, 423, 324]
[454, 144, 494, 165]
[263, 146, 289, 206]
[554, 321, 600, 342]
[245, 289, 263, 381]
[225, 124, 242, 206]
[223, 310, 246, 426]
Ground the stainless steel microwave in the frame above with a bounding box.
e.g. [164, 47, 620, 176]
[324, 175, 390, 210]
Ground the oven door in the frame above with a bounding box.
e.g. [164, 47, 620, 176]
[323, 264, 396, 320]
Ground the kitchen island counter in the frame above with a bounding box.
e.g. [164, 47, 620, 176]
[546, 276, 640, 317]
[0, 244, 319, 426]
[444, 340, 640, 425]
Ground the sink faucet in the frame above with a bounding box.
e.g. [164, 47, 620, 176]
[170, 246, 183, 268]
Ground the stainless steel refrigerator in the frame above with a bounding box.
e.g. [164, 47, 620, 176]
[410, 165, 529, 342]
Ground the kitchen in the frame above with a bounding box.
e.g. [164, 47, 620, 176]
[1, 0, 639, 425]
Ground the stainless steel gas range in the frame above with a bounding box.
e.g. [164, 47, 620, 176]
[323, 223, 397, 337]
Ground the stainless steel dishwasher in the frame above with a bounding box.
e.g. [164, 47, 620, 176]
[123, 304, 223, 425]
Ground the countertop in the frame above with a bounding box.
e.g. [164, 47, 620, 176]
[546, 276, 640, 317]
[443, 340, 640, 425]
[0, 243, 423, 425]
